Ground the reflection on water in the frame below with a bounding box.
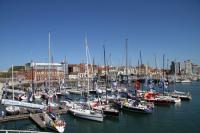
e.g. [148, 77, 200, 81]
[174, 102, 181, 107]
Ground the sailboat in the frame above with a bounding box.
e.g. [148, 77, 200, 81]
[69, 103, 103, 122]
[69, 36, 104, 122]
[171, 90, 192, 100]
[117, 39, 153, 113]
[5, 65, 20, 115]
[44, 32, 66, 132]
[44, 112, 66, 133]
[100, 45, 119, 116]
[170, 61, 191, 100]
[119, 99, 153, 113]
[90, 87, 119, 116]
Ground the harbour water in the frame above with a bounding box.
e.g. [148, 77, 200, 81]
[0, 82, 200, 133]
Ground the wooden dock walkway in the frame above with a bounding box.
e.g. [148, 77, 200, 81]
[30, 113, 46, 128]
[0, 108, 69, 123]
[0, 114, 30, 123]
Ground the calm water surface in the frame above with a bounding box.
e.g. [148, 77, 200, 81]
[0, 82, 200, 133]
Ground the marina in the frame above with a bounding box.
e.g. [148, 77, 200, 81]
[0, 43, 198, 132]
[0, 80, 199, 133]
[0, 0, 200, 133]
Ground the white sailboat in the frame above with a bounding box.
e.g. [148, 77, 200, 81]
[69, 36, 103, 122]
[5, 65, 20, 115]
[69, 106, 103, 122]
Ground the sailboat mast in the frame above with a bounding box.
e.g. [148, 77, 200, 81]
[12, 65, 14, 100]
[154, 54, 158, 80]
[125, 39, 129, 90]
[125, 39, 128, 76]
[163, 54, 165, 94]
[174, 60, 176, 91]
[48, 32, 51, 90]
[163, 54, 165, 78]
[32, 62, 34, 94]
[174, 60, 176, 82]
[92, 58, 95, 90]
[34, 66, 37, 90]
[138, 59, 140, 77]
[64, 56, 66, 81]
[85, 36, 89, 95]
[103, 45, 107, 102]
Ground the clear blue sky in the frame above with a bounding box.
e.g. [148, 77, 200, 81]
[0, 0, 200, 70]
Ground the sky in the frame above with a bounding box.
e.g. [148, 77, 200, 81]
[0, 0, 200, 70]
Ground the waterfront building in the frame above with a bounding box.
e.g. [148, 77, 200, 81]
[68, 63, 98, 79]
[25, 62, 65, 81]
[198, 67, 200, 75]
[138, 64, 149, 76]
[184, 60, 192, 75]
[192, 64, 199, 75]
[170, 61, 181, 75]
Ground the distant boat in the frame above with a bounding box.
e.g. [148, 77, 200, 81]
[171, 90, 192, 100]
[181, 79, 191, 83]
[175, 79, 181, 83]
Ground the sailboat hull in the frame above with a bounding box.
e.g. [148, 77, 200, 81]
[103, 109, 119, 116]
[122, 105, 152, 113]
[69, 108, 103, 122]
